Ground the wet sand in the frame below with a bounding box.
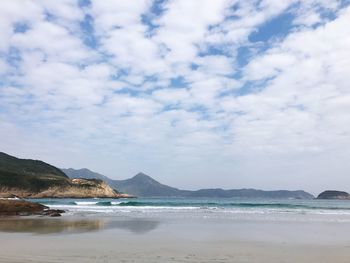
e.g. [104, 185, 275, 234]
[1, 216, 350, 262]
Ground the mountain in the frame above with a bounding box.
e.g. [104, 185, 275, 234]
[64, 168, 314, 199]
[317, 190, 350, 200]
[112, 173, 185, 197]
[62, 169, 183, 197]
[0, 152, 123, 198]
[186, 188, 313, 199]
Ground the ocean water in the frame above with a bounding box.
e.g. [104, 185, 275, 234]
[28, 197, 350, 222]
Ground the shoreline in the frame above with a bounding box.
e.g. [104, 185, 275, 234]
[1, 215, 350, 263]
[2, 198, 350, 262]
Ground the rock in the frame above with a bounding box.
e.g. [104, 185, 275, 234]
[27, 178, 121, 198]
[0, 200, 65, 217]
[316, 190, 350, 200]
[0, 178, 122, 198]
[0, 199, 47, 216]
[42, 209, 65, 216]
[49, 212, 62, 217]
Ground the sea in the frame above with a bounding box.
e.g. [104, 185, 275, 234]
[28, 197, 350, 222]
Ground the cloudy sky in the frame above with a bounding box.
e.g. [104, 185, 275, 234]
[1, 0, 350, 193]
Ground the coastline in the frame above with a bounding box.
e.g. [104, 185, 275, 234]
[2, 197, 350, 262]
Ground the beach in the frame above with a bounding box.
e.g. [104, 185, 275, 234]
[1, 207, 350, 263]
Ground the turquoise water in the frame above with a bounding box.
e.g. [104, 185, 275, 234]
[28, 197, 350, 218]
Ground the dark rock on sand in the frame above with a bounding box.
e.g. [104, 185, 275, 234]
[42, 209, 65, 217]
[0, 199, 65, 216]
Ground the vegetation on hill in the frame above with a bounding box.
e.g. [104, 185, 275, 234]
[0, 152, 67, 178]
[0, 152, 69, 192]
[0, 152, 124, 198]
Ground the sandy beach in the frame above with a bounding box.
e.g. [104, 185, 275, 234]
[1, 215, 350, 263]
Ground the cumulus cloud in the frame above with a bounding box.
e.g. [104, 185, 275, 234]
[0, 0, 349, 192]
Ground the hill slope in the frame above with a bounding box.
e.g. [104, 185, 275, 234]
[0, 152, 121, 198]
[64, 168, 314, 199]
[0, 152, 69, 192]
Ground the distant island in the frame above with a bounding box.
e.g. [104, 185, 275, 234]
[62, 168, 315, 199]
[317, 190, 350, 200]
[0, 152, 129, 198]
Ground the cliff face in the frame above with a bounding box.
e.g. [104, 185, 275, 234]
[32, 179, 119, 198]
[0, 179, 122, 198]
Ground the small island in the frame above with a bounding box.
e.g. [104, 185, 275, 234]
[316, 190, 350, 200]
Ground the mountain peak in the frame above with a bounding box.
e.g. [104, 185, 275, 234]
[132, 172, 153, 180]
[79, 168, 93, 173]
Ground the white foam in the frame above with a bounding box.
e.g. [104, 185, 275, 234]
[75, 201, 99, 206]
[0, 197, 20, 200]
[44, 202, 350, 222]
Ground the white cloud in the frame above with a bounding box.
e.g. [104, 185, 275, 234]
[152, 88, 190, 104]
[0, 58, 8, 73]
[154, 0, 230, 62]
[1, 0, 350, 192]
[91, 0, 151, 30]
[224, 5, 350, 157]
[244, 53, 297, 80]
[12, 20, 93, 63]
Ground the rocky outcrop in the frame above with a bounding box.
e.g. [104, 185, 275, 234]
[317, 190, 350, 200]
[0, 199, 65, 216]
[31, 178, 124, 198]
[0, 178, 130, 198]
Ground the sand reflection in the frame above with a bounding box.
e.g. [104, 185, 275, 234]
[107, 219, 160, 234]
[0, 218, 160, 235]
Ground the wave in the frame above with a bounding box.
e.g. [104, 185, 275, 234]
[38, 199, 350, 212]
[75, 201, 100, 206]
[117, 201, 350, 211]
[33, 200, 77, 205]
[47, 201, 122, 206]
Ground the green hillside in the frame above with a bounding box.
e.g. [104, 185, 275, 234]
[0, 152, 69, 192]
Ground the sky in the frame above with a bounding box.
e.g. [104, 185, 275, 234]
[1, 0, 350, 194]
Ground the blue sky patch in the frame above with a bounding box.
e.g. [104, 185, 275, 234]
[249, 12, 295, 43]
